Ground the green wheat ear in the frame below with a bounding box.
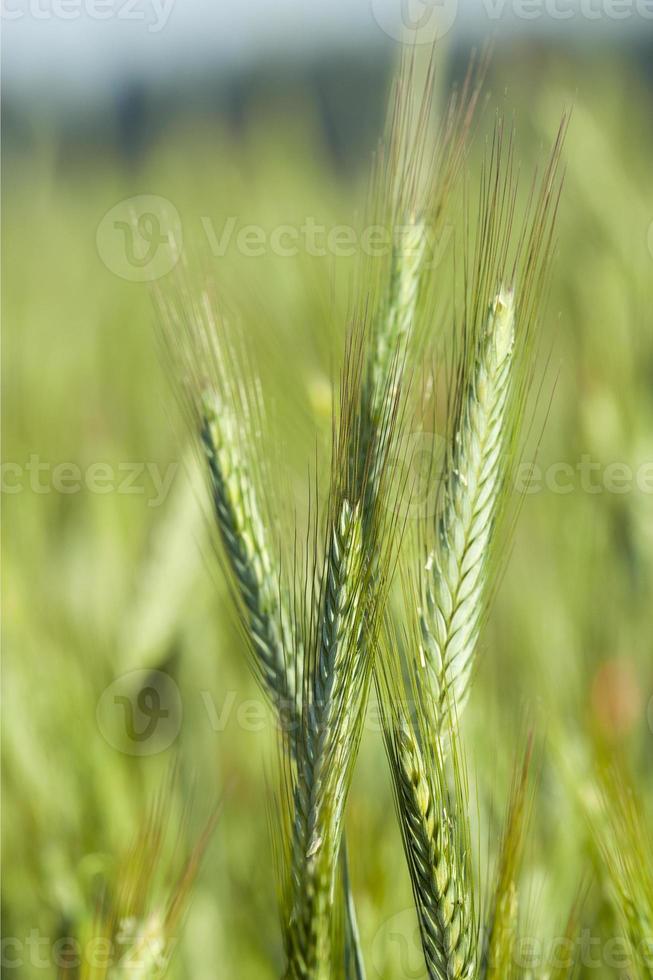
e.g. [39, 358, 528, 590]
[593, 757, 653, 979]
[420, 286, 516, 729]
[283, 498, 367, 979]
[481, 737, 534, 980]
[280, 309, 402, 978]
[279, 49, 486, 979]
[417, 116, 566, 736]
[378, 624, 478, 980]
[159, 286, 375, 976]
[357, 48, 485, 511]
[157, 284, 304, 726]
[376, 115, 566, 980]
[200, 386, 296, 710]
[544, 894, 585, 980]
[78, 774, 219, 980]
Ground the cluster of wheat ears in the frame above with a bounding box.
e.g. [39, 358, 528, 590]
[88, 50, 652, 980]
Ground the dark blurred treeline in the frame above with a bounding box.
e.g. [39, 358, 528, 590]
[3, 47, 393, 174]
[3, 34, 652, 175]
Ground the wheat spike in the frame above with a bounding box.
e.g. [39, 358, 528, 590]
[357, 50, 484, 513]
[282, 302, 403, 976]
[396, 728, 476, 980]
[157, 286, 299, 721]
[379, 655, 477, 980]
[312, 53, 484, 978]
[79, 772, 219, 980]
[284, 498, 370, 979]
[417, 112, 567, 735]
[366, 218, 426, 428]
[160, 288, 376, 979]
[420, 287, 515, 731]
[201, 388, 296, 713]
[594, 759, 653, 979]
[481, 738, 533, 980]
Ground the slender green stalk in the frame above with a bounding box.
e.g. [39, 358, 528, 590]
[542, 897, 583, 980]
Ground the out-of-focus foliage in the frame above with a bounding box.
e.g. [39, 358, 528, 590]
[2, 43, 652, 979]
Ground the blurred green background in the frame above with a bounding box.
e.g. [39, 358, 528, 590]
[3, 17, 653, 978]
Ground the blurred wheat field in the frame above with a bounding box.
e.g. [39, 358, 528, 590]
[2, 44, 653, 979]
